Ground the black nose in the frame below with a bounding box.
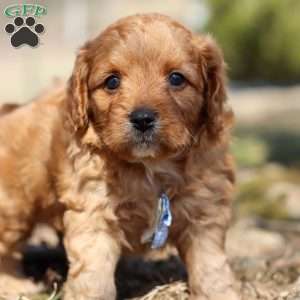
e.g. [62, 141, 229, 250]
[130, 108, 157, 132]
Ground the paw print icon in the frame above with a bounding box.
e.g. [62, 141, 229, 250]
[5, 16, 44, 48]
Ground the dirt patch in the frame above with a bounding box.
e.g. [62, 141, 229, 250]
[16, 217, 300, 300]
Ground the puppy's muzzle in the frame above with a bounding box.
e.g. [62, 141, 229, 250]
[129, 108, 157, 132]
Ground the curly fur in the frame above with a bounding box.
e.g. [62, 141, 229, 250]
[0, 14, 240, 300]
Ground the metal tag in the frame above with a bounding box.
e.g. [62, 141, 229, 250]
[141, 193, 172, 249]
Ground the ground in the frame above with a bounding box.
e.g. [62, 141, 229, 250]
[9, 216, 300, 300]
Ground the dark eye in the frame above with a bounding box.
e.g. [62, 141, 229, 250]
[104, 75, 120, 90]
[168, 72, 186, 87]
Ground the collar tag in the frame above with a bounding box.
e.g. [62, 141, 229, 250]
[141, 193, 172, 249]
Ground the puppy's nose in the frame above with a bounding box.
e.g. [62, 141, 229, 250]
[130, 108, 156, 132]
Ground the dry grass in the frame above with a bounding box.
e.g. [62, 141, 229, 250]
[130, 282, 188, 300]
[7, 282, 188, 300]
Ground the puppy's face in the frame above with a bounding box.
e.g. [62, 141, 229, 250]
[68, 14, 227, 161]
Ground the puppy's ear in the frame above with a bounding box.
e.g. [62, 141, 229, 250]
[67, 48, 90, 135]
[194, 35, 229, 141]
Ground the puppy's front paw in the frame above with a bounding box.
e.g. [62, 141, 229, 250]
[0, 274, 44, 299]
[63, 274, 116, 300]
[63, 286, 116, 300]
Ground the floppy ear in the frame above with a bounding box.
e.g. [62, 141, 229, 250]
[67, 48, 90, 135]
[195, 35, 229, 142]
[66, 48, 102, 148]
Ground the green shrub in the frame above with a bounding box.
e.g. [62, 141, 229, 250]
[235, 127, 300, 167]
[231, 136, 268, 168]
[235, 176, 288, 219]
[205, 0, 300, 82]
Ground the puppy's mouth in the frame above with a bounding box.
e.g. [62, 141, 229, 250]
[130, 129, 159, 158]
[133, 129, 155, 145]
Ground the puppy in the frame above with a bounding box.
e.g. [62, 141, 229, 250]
[0, 103, 20, 116]
[0, 14, 239, 300]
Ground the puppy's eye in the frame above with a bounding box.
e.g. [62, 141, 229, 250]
[104, 75, 120, 90]
[168, 72, 186, 87]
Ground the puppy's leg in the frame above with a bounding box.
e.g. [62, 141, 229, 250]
[0, 221, 42, 298]
[0, 255, 43, 299]
[63, 208, 121, 300]
[177, 225, 240, 300]
[0, 189, 43, 298]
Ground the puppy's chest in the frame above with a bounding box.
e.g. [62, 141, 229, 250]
[112, 163, 184, 250]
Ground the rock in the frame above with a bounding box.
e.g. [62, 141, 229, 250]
[226, 219, 286, 259]
[267, 182, 300, 218]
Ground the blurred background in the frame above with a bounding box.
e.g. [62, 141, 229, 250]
[1, 1, 300, 299]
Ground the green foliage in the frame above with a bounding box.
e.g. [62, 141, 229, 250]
[231, 136, 268, 168]
[205, 0, 300, 82]
[234, 165, 300, 219]
[235, 127, 300, 167]
[235, 176, 288, 219]
[262, 130, 300, 166]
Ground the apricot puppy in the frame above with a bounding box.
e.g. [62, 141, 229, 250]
[0, 14, 240, 300]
